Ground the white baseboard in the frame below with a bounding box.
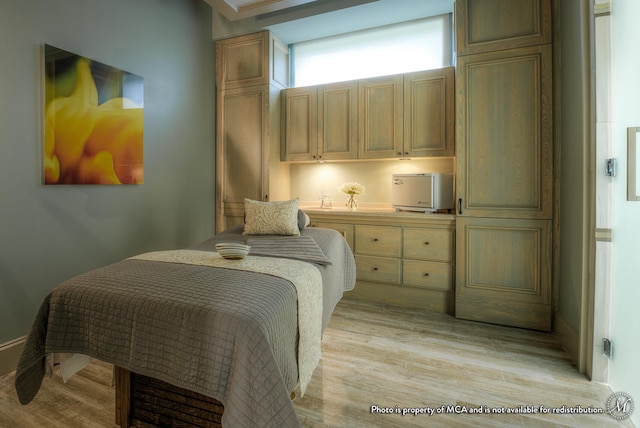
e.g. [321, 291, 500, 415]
[553, 312, 580, 367]
[0, 336, 26, 376]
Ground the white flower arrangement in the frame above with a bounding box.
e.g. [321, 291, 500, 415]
[338, 181, 366, 196]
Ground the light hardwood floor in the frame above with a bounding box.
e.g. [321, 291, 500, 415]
[0, 297, 633, 427]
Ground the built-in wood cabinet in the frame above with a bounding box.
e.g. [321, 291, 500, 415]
[306, 210, 456, 314]
[215, 31, 289, 232]
[216, 30, 289, 90]
[454, 0, 553, 331]
[455, 217, 552, 331]
[403, 68, 455, 157]
[455, 0, 552, 56]
[281, 67, 455, 161]
[281, 87, 317, 161]
[318, 81, 359, 160]
[358, 75, 404, 159]
[281, 81, 358, 161]
[456, 45, 553, 219]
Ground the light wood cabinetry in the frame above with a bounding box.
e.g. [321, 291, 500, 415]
[454, 0, 553, 331]
[456, 45, 553, 219]
[455, 217, 552, 331]
[403, 68, 455, 157]
[215, 31, 289, 231]
[281, 86, 317, 161]
[318, 81, 359, 160]
[355, 225, 401, 257]
[455, 0, 552, 56]
[216, 30, 289, 90]
[358, 75, 404, 159]
[281, 67, 454, 161]
[307, 210, 455, 313]
[310, 221, 354, 248]
[281, 81, 358, 161]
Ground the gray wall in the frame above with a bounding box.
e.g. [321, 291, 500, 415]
[610, 0, 640, 425]
[0, 0, 216, 343]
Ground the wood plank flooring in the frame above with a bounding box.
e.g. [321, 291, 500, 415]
[0, 297, 633, 427]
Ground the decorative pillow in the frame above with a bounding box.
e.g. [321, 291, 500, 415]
[243, 198, 301, 236]
[298, 210, 310, 230]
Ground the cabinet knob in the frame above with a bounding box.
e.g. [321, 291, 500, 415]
[424, 241, 430, 245]
[397, 152, 402, 156]
[405, 152, 409, 155]
[373, 238, 379, 242]
[423, 273, 430, 277]
[373, 267, 379, 271]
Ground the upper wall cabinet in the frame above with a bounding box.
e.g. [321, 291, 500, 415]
[282, 67, 455, 162]
[281, 81, 358, 161]
[319, 81, 359, 160]
[403, 68, 455, 157]
[216, 30, 289, 90]
[456, 0, 552, 56]
[358, 75, 404, 159]
[281, 86, 317, 161]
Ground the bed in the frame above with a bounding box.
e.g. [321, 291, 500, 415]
[14, 200, 356, 428]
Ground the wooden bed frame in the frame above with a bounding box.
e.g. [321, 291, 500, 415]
[114, 366, 223, 428]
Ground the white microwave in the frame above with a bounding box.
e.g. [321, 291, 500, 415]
[392, 173, 454, 213]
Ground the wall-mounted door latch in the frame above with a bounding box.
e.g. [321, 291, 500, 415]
[605, 158, 617, 177]
[603, 338, 612, 358]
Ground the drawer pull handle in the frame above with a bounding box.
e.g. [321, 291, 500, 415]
[424, 273, 430, 277]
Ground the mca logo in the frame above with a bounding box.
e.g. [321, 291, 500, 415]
[607, 392, 634, 420]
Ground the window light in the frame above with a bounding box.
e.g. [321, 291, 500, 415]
[291, 14, 451, 87]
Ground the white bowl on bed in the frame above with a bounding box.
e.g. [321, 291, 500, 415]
[215, 243, 251, 259]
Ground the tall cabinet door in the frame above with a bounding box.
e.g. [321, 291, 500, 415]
[455, 44, 553, 330]
[216, 86, 269, 230]
[456, 45, 553, 219]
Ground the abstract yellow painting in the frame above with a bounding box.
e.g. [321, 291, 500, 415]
[44, 45, 144, 184]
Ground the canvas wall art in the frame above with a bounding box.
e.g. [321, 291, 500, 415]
[44, 44, 144, 184]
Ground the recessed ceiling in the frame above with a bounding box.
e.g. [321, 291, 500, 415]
[204, 0, 319, 21]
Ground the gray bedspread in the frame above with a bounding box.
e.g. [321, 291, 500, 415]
[15, 225, 356, 428]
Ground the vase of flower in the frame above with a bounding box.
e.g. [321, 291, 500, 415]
[346, 194, 358, 210]
[338, 181, 365, 211]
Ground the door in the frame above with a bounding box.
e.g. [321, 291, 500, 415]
[216, 85, 269, 231]
[455, 44, 553, 330]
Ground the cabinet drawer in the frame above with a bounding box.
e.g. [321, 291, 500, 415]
[310, 221, 353, 249]
[355, 226, 401, 257]
[402, 260, 452, 291]
[356, 255, 401, 284]
[403, 228, 454, 262]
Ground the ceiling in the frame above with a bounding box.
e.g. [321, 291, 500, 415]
[204, 0, 321, 21]
[207, 0, 455, 45]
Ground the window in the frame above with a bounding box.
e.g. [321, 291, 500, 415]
[291, 15, 451, 87]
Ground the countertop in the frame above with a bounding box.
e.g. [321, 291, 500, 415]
[299, 203, 456, 221]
